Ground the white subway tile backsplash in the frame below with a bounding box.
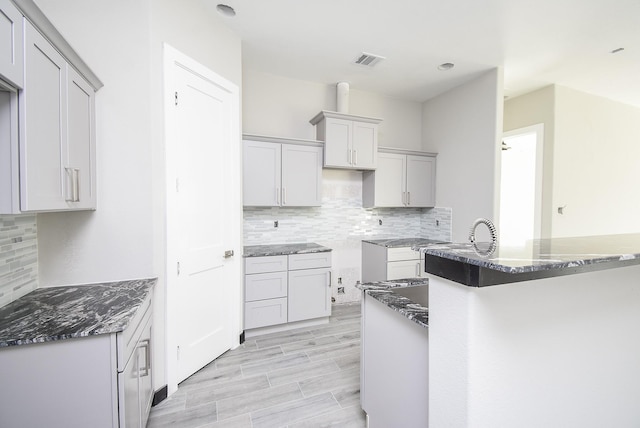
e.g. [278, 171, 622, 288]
[0, 215, 38, 308]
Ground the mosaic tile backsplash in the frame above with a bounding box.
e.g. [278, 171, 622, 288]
[0, 215, 38, 308]
[244, 169, 452, 303]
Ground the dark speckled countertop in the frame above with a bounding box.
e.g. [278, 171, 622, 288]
[362, 238, 444, 248]
[0, 278, 156, 347]
[244, 243, 331, 257]
[415, 233, 640, 287]
[357, 278, 429, 328]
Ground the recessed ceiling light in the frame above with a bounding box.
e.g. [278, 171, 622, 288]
[437, 63, 455, 71]
[216, 4, 236, 17]
[611, 47, 625, 54]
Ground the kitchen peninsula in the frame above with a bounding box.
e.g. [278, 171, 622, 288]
[415, 234, 640, 427]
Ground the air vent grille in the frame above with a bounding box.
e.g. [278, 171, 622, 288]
[353, 52, 385, 67]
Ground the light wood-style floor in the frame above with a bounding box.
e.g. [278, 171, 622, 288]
[147, 303, 365, 428]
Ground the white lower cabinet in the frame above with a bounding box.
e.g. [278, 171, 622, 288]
[244, 252, 332, 332]
[361, 293, 429, 427]
[0, 292, 153, 428]
[362, 242, 424, 283]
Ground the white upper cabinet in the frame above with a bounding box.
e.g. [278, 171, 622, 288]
[243, 136, 323, 207]
[310, 110, 381, 170]
[0, 0, 23, 88]
[20, 21, 96, 211]
[363, 148, 437, 208]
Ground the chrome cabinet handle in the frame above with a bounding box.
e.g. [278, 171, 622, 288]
[348, 149, 352, 165]
[139, 339, 151, 377]
[282, 187, 286, 205]
[65, 167, 80, 202]
[402, 191, 406, 205]
[276, 187, 280, 205]
[328, 271, 332, 287]
[353, 150, 358, 165]
[407, 191, 411, 206]
[416, 262, 421, 277]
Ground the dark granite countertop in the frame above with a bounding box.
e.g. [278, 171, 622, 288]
[0, 278, 156, 347]
[243, 243, 332, 257]
[414, 233, 640, 287]
[357, 278, 429, 328]
[362, 238, 444, 248]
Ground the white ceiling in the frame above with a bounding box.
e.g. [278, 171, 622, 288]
[212, 0, 640, 106]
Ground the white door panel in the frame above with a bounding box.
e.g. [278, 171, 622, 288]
[165, 45, 241, 388]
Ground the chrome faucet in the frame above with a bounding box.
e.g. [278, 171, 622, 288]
[469, 218, 498, 245]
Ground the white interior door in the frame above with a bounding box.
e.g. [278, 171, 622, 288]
[165, 45, 241, 388]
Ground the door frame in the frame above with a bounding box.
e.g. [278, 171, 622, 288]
[163, 43, 242, 394]
[499, 123, 545, 241]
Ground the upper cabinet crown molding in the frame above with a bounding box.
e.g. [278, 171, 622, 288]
[378, 146, 438, 158]
[309, 110, 382, 126]
[12, 0, 103, 90]
[242, 133, 323, 148]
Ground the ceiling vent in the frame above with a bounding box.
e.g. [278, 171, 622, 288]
[353, 52, 386, 67]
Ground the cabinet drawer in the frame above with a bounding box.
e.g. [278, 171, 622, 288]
[387, 247, 420, 262]
[289, 252, 332, 270]
[245, 298, 288, 329]
[245, 271, 288, 302]
[387, 260, 423, 280]
[245, 255, 288, 274]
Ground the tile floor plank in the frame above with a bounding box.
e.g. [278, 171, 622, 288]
[148, 304, 366, 428]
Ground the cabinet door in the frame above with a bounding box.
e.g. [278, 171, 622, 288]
[0, 0, 23, 88]
[352, 121, 378, 169]
[373, 152, 406, 207]
[387, 260, 423, 280]
[120, 347, 141, 428]
[323, 117, 352, 168]
[281, 144, 323, 206]
[138, 316, 153, 428]
[288, 268, 331, 322]
[245, 297, 288, 329]
[406, 155, 436, 207]
[67, 67, 96, 209]
[20, 21, 67, 211]
[243, 140, 281, 206]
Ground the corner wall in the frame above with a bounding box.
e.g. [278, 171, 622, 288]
[422, 69, 503, 241]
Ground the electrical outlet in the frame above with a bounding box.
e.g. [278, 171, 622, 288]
[274, 220, 278, 228]
[337, 287, 345, 294]
[436, 219, 440, 226]
[378, 219, 383, 225]
[338, 277, 342, 284]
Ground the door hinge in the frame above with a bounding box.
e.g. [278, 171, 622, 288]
[177, 345, 180, 360]
[177, 261, 181, 276]
[174, 91, 178, 106]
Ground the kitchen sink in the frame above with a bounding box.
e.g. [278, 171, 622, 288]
[392, 284, 429, 307]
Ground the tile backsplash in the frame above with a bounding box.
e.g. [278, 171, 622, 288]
[243, 169, 452, 303]
[0, 215, 38, 307]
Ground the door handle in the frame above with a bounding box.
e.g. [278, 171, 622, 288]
[224, 250, 234, 258]
[407, 191, 411, 205]
[353, 150, 358, 165]
[65, 167, 80, 202]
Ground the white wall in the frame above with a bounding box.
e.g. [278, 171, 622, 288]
[32, 0, 242, 393]
[242, 69, 423, 150]
[429, 265, 640, 427]
[504, 85, 640, 238]
[422, 69, 503, 241]
[552, 86, 640, 237]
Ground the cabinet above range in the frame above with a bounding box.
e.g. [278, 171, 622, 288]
[243, 134, 324, 207]
[310, 110, 382, 170]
